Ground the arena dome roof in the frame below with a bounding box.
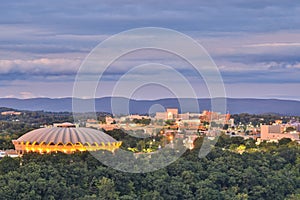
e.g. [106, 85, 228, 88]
[16, 127, 117, 144]
[13, 126, 122, 154]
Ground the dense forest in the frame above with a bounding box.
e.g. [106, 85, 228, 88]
[0, 134, 299, 200]
[0, 109, 299, 199]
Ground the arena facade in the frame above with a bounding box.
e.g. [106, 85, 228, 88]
[12, 123, 121, 154]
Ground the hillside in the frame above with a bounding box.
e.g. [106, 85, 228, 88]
[0, 97, 299, 115]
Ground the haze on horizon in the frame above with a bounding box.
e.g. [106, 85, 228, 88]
[0, 1, 300, 100]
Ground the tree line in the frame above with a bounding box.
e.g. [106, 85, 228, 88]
[0, 133, 298, 199]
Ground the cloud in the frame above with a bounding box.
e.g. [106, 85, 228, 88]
[244, 42, 300, 47]
[218, 61, 300, 84]
[0, 58, 81, 75]
[1, 0, 300, 35]
[0, 0, 300, 99]
[266, 62, 300, 70]
[0, 58, 83, 83]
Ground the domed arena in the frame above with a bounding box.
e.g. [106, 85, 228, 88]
[12, 123, 122, 154]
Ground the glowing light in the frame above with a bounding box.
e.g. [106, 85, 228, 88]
[13, 140, 121, 154]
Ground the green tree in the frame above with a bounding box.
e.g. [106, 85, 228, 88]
[96, 177, 119, 200]
[0, 157, 19, 175]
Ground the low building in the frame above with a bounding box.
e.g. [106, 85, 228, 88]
[86, 119, 100, 129]
[99, 124, 119, 131]
[155, 108, 179, 120]
[105, 116, 115, 124]
[0, 150, 22, 158]
[53, 122, 76, 128]
[129, 115, 150, 120]
[178, 113, 189, 120]
[1, 111, 22, 116]
[260, 124, 299, 142]
[155, 112, 168, 120]
[181, 119, 201, 130]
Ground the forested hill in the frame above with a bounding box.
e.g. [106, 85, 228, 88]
[0, 135, 299, 199]
[0, 97, 300, 115]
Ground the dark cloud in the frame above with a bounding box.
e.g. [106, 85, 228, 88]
[1, 0, 300, 34]
[0, 0, 300, 98]
[220, 62, 300, 84]
[0, 44, 89, 54]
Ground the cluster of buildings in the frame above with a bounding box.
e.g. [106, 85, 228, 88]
[5, 108, 299, 157]
[87, 108, 300, 144]
[87, 108, 233, 132]
[155, 108, 231, 122]
[225, 119, 300, 144]
[86, 108, 234, 150]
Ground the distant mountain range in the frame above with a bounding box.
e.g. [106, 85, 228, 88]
[0, 97, 300, 115]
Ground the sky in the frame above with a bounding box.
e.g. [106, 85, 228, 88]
[0, 0, 300, 100]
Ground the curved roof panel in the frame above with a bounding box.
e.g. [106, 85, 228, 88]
[17, 127, 117, 144]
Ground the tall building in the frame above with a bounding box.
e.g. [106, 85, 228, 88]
[166, 108, 178, 119]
